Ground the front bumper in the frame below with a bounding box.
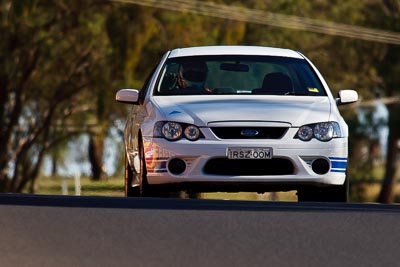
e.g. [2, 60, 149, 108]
[135, 130, 348, 190]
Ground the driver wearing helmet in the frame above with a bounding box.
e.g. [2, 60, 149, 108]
[174, 61, 212, 94]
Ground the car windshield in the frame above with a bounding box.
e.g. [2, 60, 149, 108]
[154, 55, 326, 96]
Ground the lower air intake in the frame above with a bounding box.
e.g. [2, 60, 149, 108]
[203, 158, 294, 176]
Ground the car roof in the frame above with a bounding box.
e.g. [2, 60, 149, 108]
[168, 46, 304, 59]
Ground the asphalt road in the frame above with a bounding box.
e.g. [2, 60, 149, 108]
[1, 194, 400, 267]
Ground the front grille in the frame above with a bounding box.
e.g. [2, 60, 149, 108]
[210, 127, 288, 139]
[203, 158, 294, 176]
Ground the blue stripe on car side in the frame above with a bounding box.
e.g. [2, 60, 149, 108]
[329, 157, 347, 173]
[331, 161, 347, 169]
[329, 157, 347, 161]
[331, 169, 346, 173]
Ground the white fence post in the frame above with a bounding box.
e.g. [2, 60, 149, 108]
[74, 173, 81, 196]
[62, 177, 68, 195]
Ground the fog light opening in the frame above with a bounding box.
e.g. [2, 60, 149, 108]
[311, 158, 330, 175]
[168, 158, 186, 175]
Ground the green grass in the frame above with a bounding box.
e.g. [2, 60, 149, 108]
[36, 175, 125, 197]
[35, 173, 400, 203]
[35, 175, 298, 200]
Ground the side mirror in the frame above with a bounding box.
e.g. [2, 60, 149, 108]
[115, 89, 139, 104]
[336, 90, 358, 105]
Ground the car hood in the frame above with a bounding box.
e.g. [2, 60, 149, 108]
[151, 95, 331, 127]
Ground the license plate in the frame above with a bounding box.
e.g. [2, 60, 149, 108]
[227, 148, 273, 159]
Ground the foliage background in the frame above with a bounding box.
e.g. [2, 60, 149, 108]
[1, 0, 399, 202]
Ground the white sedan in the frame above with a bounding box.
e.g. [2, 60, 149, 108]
[116, 46, 358, 202]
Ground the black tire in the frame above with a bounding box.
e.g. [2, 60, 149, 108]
[297, 177, 349, 202]
[138, 140, 170, 198]
[138, 142, 151, 196]
[125, 142, 157, 197]
[125, 155, 140, 197]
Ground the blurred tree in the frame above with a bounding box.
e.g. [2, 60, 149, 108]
[0, 0, 114, 191]
[377, 91, 400, 203]
[376, 0, 400, 203]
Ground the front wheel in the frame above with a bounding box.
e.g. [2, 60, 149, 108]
[297, 177, 349, 202]
[124, 143, 156, 197]
[137, 141, 170, 198]
[125, 139, 182, 198]
[125, 155, 140, 197]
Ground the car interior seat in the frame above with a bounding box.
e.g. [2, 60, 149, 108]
[252, 72, 293, 95]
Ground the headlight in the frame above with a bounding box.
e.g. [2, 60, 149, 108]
[297, 125, 313, 141]
[296, 122, 342, 142]
[314, 122, 334, 141]
[153, 121, 203, 141]
[162, 122, 183, 141]
[184, 125, 201, 141]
